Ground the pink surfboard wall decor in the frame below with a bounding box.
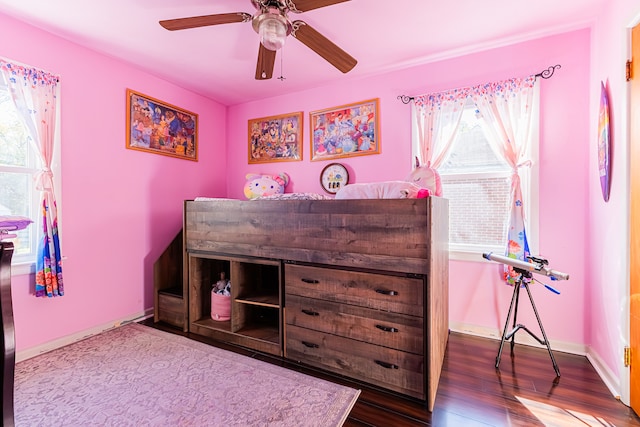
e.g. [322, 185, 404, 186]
[598, 81, 611, 202]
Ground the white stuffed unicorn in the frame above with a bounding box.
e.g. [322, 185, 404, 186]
[405, 158, 442, 196]
[335, 158, 442, 199]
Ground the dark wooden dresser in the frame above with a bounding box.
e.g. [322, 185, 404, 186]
[176, 197, 449, 410]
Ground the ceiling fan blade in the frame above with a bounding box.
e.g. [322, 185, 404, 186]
[291, 21, 357, 74]
[159, 12, 251, 31]
[255, 43, 276, 80]
[290, 0, 350, 12]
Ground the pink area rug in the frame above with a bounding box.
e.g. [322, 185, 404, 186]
[14, 323, 360, 426]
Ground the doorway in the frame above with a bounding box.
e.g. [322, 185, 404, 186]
[629, 21, 640, 417]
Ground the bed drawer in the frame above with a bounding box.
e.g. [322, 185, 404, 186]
[157, 292, 185, 329]
[285, 263, 424, 317]
[286, 294, 424, 354]
[286, 324, 425, 399]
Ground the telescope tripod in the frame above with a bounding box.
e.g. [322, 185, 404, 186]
[495, 269, 560, 377]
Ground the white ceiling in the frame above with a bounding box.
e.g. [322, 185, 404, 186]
[0, 0, 604, 106]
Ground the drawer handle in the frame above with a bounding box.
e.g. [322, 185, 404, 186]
[375, 324, 399, 333]
[301, 341, 319, 349]
[375, 289, 398, 296]
[301, 278, 319, 284]
[301, 309, 319, 316]
[375, 360, 399, 370]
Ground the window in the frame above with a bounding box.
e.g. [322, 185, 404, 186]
[0, 85, 62, 274]
[0, 87, 40, 266]
[438, 104, 538, 261]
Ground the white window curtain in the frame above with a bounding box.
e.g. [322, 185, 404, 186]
[473, 76, 538, 283]
[412, 75, 539, 283]
[0, 59, 63, 297]
[412, 89, 467, 171]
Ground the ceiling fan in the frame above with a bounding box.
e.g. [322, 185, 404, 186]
[159, 0, 357, 80]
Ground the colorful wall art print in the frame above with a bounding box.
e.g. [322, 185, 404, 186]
[248, 111, 303, 163]
[126, 89, 198, 161]
[310, 98, 380, 161]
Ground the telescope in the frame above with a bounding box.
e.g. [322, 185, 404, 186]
[482, 252, 570, 281]
[486, 251, 567, 377]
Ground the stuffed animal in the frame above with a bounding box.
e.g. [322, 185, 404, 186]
[335, 158, 442, 200]
[244, 172, 290, 199]
[404, 157, 442, 197]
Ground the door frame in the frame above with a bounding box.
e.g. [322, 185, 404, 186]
[627, 18, 640, 414]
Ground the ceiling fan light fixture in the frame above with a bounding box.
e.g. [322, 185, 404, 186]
[254, 12, 291, 51]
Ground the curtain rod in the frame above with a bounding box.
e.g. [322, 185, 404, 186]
[397, 64, 561, 104]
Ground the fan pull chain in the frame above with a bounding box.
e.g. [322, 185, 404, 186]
[278, 47, 286, 81]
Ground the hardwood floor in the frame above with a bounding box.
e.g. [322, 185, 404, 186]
[142, 319, 640, 426]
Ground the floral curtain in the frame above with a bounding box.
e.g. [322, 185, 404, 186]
[473, 76, 538, 283]
[0, 59, 64, 297]
[412, 88, 467, 180]
[412, 75, 538, 283]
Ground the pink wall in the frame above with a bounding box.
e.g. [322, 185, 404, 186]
[227, 30, 591, 346]
[2, 7, 611, 383]
[588, 1, 639, 395]
[0, 12, 227, 351]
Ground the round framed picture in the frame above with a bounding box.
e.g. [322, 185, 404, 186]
[320, 163, 349, 194]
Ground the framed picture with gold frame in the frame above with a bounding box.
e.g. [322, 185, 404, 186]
[125, 89, 198, 161]
[248, 111, 303, 163]
[310, 98, 380, 161]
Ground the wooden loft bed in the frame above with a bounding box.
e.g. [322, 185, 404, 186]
[156, 196, 449, 410]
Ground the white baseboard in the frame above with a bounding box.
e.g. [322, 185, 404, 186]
[585, 346, 622, 401]
[449, 321, 587, 356]
[16, 308, 154, 362]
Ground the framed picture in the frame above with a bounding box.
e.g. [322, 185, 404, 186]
[248, 111, 303, 163]
[310, 98, 380, 161]
[126, 89, 198, 161]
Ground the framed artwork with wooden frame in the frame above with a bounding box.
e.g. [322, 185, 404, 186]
[310, 98, 380, 161]
[126, 89, 198, 161]
[248, 111, 303, 164]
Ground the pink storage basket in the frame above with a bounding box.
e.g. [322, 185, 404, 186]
[211, 292, 230, 321]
